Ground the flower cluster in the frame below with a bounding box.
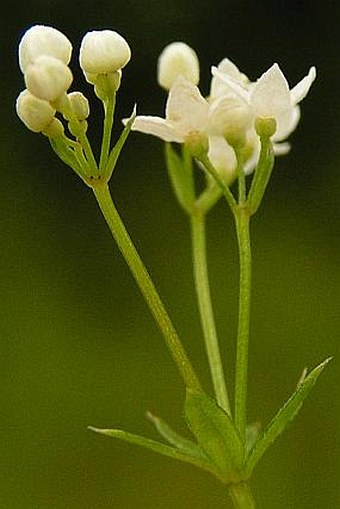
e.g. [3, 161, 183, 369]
[16, 25, 131, 137]
[131, 43, 316, 183]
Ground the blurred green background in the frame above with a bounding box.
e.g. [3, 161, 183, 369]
[1, 1, 339, 508]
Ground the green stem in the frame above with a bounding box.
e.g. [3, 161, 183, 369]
[199, 154, 237, 213]
[99, 95, 116, 171]
[190, 212, 231, 414]
[92, 182, 202, 392]
[228, 482, 256, 509]
[234, 208, 252, 440]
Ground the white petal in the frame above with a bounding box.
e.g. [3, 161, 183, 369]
[273, 141, 291, 155]
[210, 58, 249, 99]
[209, 94, 252, 135]
[130, 115, 184, 142]
[251, 63, 290, 118]
[290, 66, 316, 105]
[211, 67, 249, 102]
[208, 135, 237, 182]
[274, 106, 301, 142]
[166, 77, 209, 133]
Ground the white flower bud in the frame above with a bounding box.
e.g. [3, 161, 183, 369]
[16, 89, 56, 132]
[79, 30, 131, 79]
[18, 25, 72, 74]
[42, 118, 65, 138]
[157, 42, 199, 91]
[25, 55, 73, 102]
[67, 91, 90, 120]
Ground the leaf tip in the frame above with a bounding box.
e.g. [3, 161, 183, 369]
[87, 425, 111, 436]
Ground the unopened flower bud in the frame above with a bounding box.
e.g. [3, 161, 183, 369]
[25, 55, 73, 102]
[79, 30, 131, 80]
[67, 92, 90, 120]
[19, 25, 72, 74]
[16, 89, 56, 132]
[42, 118, 64, 138]
[157, 42, 199, 90]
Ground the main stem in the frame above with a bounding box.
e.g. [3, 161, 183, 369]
[228, 482, 256, 509]
[234, 208, 252, 440]
[92, 182, 201, 392]
[190, 212, 231, 414]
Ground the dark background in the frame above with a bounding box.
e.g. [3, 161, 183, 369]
[1, 1, 339, 507]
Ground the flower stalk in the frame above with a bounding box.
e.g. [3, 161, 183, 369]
[228, 482, 256, 509]
[234, 207, 252, 440]
[92, 181, 202, 392]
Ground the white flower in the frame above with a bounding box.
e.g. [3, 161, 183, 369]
[16, 89, 56, 132]
[157, 42, 199, 91]
[130, 76, 241, 180]
[24, 55, 73, 102]
[251, 64, 316, 119]
[79, 30, 131, 83]
[212, 62, 316, 131]
[131, 77, 210, 143]
[18, 25, 72, 74]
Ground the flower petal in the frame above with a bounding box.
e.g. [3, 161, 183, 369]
[210, 58, 249, 99]
[130, 115, 184, 142]
[166, 77, 209, 133]
[251, 63, 291, 118]
[290, 66, 316, 105]
[211, 67, 249, 102]
[274, 106, 301, 142]
[208, 135, 237, 182]
[273, 141, 291, 155]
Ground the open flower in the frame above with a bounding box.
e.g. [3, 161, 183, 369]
[131, 77, 210, 143]
[212, 62, 316, 137]
[130, 76, 240, 179]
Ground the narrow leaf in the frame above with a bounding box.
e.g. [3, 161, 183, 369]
[165, 143, 195, 213]
[103, 105, 136, 181]
[146, 411, 208, 460]
[185, 390, 245, 481]
[245, 357, 331, 476]
[247, 135, 275, 214]
[88, 426, 219, 476]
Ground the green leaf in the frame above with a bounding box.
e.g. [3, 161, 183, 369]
[165, 143, 195, 213]
[245, 357, 331, 476]
[184, 390, 245, 482]
[146, 411, 208, 461]
[88, 425, 220, 477]
[247, 135, 275, 215]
